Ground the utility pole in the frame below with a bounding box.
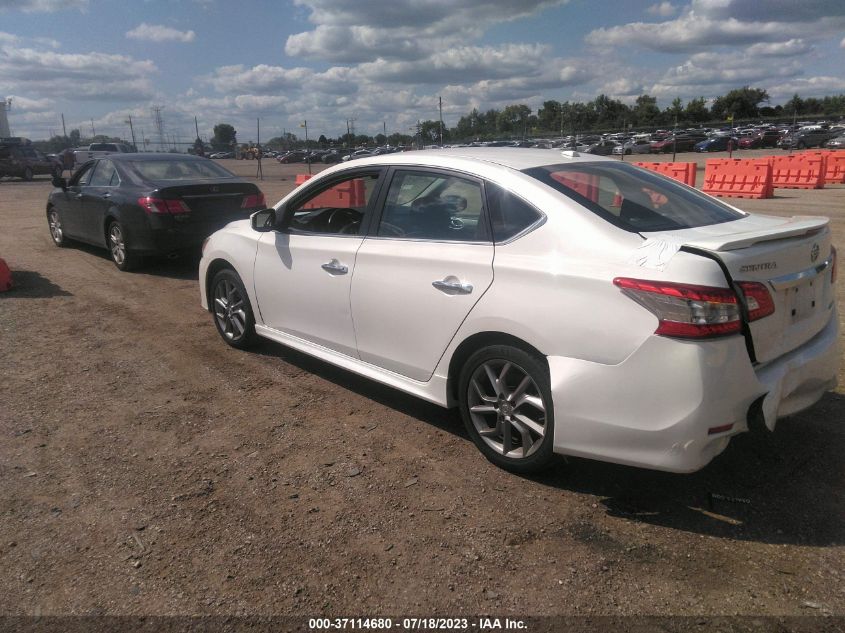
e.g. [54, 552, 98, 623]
[439, 96, 444, 146]
[383, 120, 387, 143]
[301, 120, 311, 174]
[256, 118, 263, 180]
[151, 105, 165, 152]
[90, 118, 96, 138]
[127, 114, 137, 150]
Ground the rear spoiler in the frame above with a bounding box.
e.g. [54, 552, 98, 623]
[630, 215, 829, 270]
[675, 216, 829, 252]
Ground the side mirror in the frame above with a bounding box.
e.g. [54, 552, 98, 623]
[52, 175, 67, 190]
[251, 208, 276, 232]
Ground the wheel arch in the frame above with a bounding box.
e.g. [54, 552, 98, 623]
[204, 258, 239, 312]
[446, 331, 548, 406]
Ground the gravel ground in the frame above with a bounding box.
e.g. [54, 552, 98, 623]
[0, 152, 843, 623]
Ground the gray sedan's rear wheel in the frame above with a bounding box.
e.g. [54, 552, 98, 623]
[211, 269, 257, 349]
[107, 220, 140, 271]
[459, 345, 555, 473]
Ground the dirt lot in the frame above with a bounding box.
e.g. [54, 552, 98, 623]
[1, 152, 843, 622]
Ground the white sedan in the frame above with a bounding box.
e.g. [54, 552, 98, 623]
[199, 148, 839, 473]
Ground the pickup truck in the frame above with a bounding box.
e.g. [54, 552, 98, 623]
[73, 142, 133, 167]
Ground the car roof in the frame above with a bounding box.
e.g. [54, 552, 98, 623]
[347, 147, 613, 172]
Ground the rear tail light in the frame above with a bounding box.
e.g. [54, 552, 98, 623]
[736, 281, 775, 321]
[241, 193, 266, 209]
[614, 278, 743, 338]
[614, 277, 776, 339]
[138, 196, 190, 215]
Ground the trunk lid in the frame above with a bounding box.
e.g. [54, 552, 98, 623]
[644, 214, 835, 364]
[155, 181, 263, 231]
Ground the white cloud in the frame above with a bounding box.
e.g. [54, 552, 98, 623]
[207, 64, 313, 93]
[746, 39, 812, 56]
[585, 9, 845, 53]
[287, 0, 569, 62]
[126, 23, 196, 43]
[648, 49, 805, 100]
[0, 46, 157, 101]
[5, 94, 52, 110]
[647, 2, 676, 16]
[841, 36, 845, 48]
[0, 0, 87, 12]
[692, 0, 845, 23]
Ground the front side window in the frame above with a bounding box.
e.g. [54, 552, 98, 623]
[288, 173, 379, 236]
[523, 162, 745, 233]
[377, 170, 487, 242]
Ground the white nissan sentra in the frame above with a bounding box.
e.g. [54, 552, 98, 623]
[199, 148, 839, 474]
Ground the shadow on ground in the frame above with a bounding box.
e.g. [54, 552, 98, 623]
[2, 270, 72, 298]
[254, 337, 844, 547]
[64, 241, 200, 280]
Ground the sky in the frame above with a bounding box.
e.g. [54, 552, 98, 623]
[1, 0, 844, 145]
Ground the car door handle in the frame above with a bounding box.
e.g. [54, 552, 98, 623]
[321, 259, 348, 275]
[432, 278, 473, 295]
[75, 193, 83, 199]
[101, 192, 111, 199]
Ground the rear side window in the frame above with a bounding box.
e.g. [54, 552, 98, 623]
[377, 170, 488, 242]
[523, 162, 745, 232]
[88, 159, 120, 186]
[485, 183, 543, 242]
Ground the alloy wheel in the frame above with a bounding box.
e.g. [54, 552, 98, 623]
[108, 224, 126, 266]
[467, 359, 548, 459]
[213, 278, 248, 341]
[48, 210, 63, 244]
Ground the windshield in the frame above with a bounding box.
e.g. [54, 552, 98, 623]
[522, 161, 746, 233]
[128, 159, 236, 181]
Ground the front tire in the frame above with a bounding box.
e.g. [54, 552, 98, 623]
[47, 208, 68, 247]
[107, 220, 140, 271]
[458, 345, 555, 473]
[210, 269, 257, 349]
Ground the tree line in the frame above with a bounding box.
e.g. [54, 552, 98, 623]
[28, 86, 845, 154]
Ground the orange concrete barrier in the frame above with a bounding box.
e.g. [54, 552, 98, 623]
[300, 177, 367, 210]
[632, 161, 697, 187]
[0, 257, 12, 292]
[551, 172, 599, 203]
[796, 150, 845, 184]
[702, 159, 773, 199]
[294, 173, 312, 186]
[770, 154, 825, 189]
[824, 151, 845, 184]
[708, 158, 774, 197]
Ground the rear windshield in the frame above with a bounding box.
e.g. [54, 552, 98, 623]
[522, 162, 745, 232]
[128, 159, 235, 181]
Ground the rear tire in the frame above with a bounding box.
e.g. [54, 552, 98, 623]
[106, 220, 141, 271]
[22, 167, 33, 181]
[210, 268, 257, 349]
[458, 345, 555, 473]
